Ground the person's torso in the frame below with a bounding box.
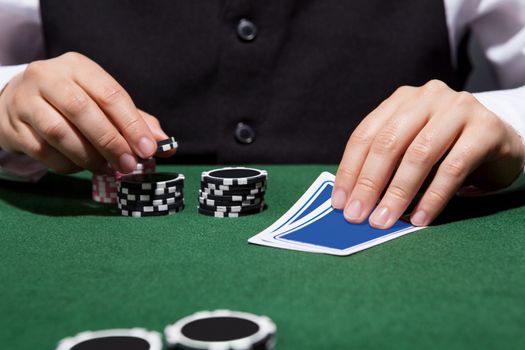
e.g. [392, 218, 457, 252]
[40, 0, 467, 164]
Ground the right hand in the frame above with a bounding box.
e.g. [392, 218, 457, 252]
[0, 52, 173, 174]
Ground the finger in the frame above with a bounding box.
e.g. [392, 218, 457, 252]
[332, 86, 415, 209]
[16, 121, 81, 174]
[68, 53, 157, 158]
[410, 124, 497, 226]
[368, 110, 466, 228]
[25, 97, 107, 173]
[38, 79, 137, 173]
[138, 110, 178, 158]
[343, 97, 435, 223]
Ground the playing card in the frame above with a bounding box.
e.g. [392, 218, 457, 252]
[249, 172, 425, 255]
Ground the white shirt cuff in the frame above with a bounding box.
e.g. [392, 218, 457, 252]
[468, 86, 525, 194]
[0, 63, 27, 92]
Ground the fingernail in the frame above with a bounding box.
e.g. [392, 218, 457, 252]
[411, 210, 427, 226]
[370, 206, 390, 227]
[345, 199, 362, 221]
[137, 137, 156, 157]
[118, 153, 136, 173]
[331, 188, 347, 209]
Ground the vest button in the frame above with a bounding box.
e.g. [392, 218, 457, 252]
[237, 19, 257, 41]
[235, 122, 256, 144]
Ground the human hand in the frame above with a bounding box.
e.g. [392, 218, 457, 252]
[0, 52, 174, 174]
[332, 80, 525, 228]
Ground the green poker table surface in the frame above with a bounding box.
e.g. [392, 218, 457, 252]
[1, 165, 524, 350]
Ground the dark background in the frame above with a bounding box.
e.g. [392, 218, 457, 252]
[466, 37, 499, 92]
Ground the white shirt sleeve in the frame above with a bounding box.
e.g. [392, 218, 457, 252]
[0, 0, 43, 84]
[0, 0, 46, 181]
[444, 0, 525, 193]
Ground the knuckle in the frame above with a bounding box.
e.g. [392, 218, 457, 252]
[24, 61, 46, 80]
[455, 91, 477, 107]
[441, 157, 466, 178]
[392, 85, 414, 98]
[99, 85, 126, 107]
[122, 116, 141, 133]
[25, 140, 49, 159]
[425, 188, 449, 206]
[42, 120, 68, 142]
[422, 79, 448, 95]
[96, 130, 122, 151]
[372, 128, 399, 154]
[356, 176, 381, 193]
[348, 127, 373, 147]
[63, 90, 89, 115]
[336, 166, 358, 181]
[405, 137, 434, 165]
[61, 51, 85, 63]
[386, 183, 411, 202]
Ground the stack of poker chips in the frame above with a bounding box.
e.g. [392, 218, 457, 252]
[164, 310, 277, 349]
[198, 167, 267, 218]
[55, 310, 276, 350]
[117, 172, 185, 217]
[91, 158, 156, 204]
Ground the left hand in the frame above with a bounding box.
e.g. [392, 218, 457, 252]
[331, 80, 525, 229]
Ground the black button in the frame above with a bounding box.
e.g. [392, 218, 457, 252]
[235, 122, 256, 144]
[237, 18, 257, 41]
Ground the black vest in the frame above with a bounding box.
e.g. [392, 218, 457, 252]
[40, 0, 467, 164]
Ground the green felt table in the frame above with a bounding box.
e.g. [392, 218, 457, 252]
[1, 164, 524, 350]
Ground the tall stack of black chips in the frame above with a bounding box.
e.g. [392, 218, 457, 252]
[118, 172, 185, 217]
[198, 167, 267, 218]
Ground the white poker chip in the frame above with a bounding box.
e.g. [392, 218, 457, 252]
[164, 310, 277, 350]
[55, 328, 162, 350]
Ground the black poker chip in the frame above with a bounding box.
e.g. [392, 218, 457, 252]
[198, 196, 262, 208]
[197, 206, 263, 218]
[201, 167, 268, 186]
[118, 185, 183, 197]
[120, 204, 185, 217]
[198, 201, 263, 213]
[164, 310, 276, 350]
[200, 186, 266, 197]
[55, 328, 162, 350]
[198, 190, 264, 202]
[119, 195, 183, 207]
[200, 180, 266, 192]
[118, 199, 185, 212]
[119, 173, 185, 190]
[156, 137, 178, 154]
[118, 191, 183, 201]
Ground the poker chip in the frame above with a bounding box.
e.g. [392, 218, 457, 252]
[200, 186, 266, 197]
[92, 158, 156, 204]
[119, 185, 182, 196]
[118, 172, 185, 218]
[119, 195, 182, 206]
[198, 201, 264, 213]
[200, 180, 266, 191]
[55, 328, 162, 350]
[198, 190, 263, 202]
[119, 173, 185, 190]
[201, 167, 268, 186]
[198, 206, 264, 218]
[121, 204, 185, 217]
[164, 310, 277, 350]
[118, 199, 185, 212]
[198, 197, 262, 207]
[156, 137, 178, 154]
[198, 167, 268, 218]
